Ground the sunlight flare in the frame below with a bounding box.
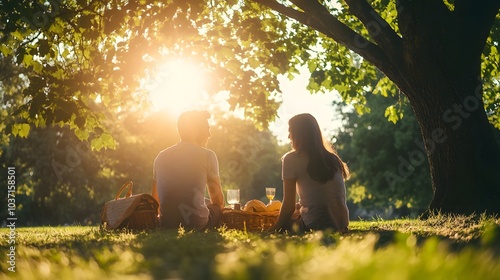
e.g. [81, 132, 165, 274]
[147, 59, 209, 117]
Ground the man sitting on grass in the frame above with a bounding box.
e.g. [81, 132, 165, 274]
[152, 110, 224, 230]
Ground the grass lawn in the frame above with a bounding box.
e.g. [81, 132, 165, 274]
[1, 213, 500, 279]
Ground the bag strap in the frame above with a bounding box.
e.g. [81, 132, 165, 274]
[115, 181, 133, 200]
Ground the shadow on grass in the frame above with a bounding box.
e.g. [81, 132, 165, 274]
[9, 226, 228, 280]
[133, 228, 227, 280]
[346, 222, 500, 255]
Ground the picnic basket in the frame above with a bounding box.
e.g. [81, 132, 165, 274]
[101, 181, 159, 230]
[222, 209, 278, 231]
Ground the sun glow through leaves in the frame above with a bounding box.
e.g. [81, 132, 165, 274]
[147, 59, 210, 118]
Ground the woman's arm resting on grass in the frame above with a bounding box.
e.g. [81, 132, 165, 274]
[270, 179, 297, 231]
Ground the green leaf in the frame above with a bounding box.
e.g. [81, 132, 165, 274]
[385, 105, 399, 124]
[74, 128, 90, 140]
[307, 59, 317, 72]
[101, 133, 117, 149]
[268, 64, 280, 75]
[91, 132, 116, 150]
[48, 19, 64, 33]
[225, 59, 242, 74]
[0, 45, 12, 56]
[32, 60, 43, 73]
[12, 123, 31, 138]
[217, 46, 234, 59]
[248, 57, 260, 68]
[490, 45, 498, 58]
[321, 76, 333, 89]
[11, 30, 24, 40]
[90, 137, 103, 151]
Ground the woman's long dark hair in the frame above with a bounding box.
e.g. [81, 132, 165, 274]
[289, 113, 349, 183]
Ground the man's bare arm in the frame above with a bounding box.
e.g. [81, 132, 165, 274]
[207, 176, 224, 209]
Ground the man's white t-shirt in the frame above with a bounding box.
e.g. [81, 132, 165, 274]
[153, 141, 219, 230]
[282, 151, 349, 230]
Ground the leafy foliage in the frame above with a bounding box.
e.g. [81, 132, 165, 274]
[335, 93, 433, 217]
[0, 0, 294, 147]
[482, 22, 500, 129]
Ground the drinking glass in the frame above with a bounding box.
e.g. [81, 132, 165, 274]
[265, 188, 276, 204]
[227, 189, 240, 209]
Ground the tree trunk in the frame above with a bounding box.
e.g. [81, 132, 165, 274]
[399, 28, 500, 214]
[412, 90, 500, 214]
[387, 1, 500, 214]
[398, 1, 500, 214]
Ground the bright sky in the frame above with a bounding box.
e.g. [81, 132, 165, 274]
[147, 60, 208, 117]
[270, 70, 342, 144]
[147, 62, 342, 144]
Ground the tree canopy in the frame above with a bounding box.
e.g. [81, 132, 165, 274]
[1, 1, 499, 139]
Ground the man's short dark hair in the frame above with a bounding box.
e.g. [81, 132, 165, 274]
[177, 110, 211, 141]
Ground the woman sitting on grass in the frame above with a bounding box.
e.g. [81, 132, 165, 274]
[270, 113, 350, 233]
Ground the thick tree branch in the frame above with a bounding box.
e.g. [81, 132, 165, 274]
[454, 0, 500, 56]
[252, 0, 396, 76]
[343, 0, 402, 62]
[397, 0, 452, 42]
